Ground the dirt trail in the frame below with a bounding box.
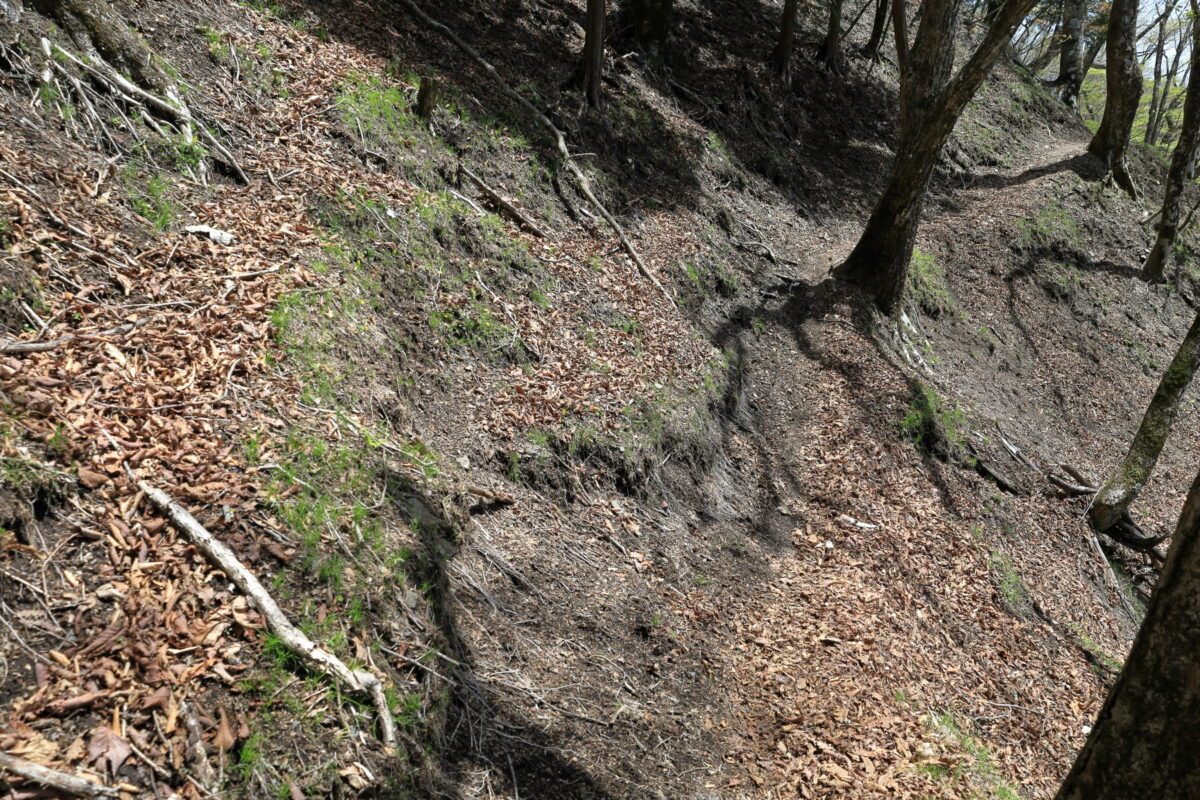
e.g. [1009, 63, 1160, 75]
[687, 131, 1132, 798]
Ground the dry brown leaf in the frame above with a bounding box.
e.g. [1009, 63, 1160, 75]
[88, 724, 131, 774]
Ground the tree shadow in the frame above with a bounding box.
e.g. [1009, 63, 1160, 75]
[271, 0, 897, 233]
[969, 151, 1103, 191]
[389, 479, 617, 799]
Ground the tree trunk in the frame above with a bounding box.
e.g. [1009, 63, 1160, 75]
[836, 0, 1040, 314]
[1055, 0, 1086, 101]
[1057, 468, 1200, 799]
[1143, 3, 1173, 144]
[866, 0, 891, 59]
[772, 0, 800, 82]
[582, 0, 606, 108]
[1087, 0, 1143, 196]
[1144, 18, 1200, 281]
[622, 0, 672, 65]
[818, 0, 846, 71]
[1089, 312, 1200, 530]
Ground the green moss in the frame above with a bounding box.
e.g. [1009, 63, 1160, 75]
[907, 248, 957, 317]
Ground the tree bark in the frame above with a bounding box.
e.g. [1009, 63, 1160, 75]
[835, 0, 1039, 314]
[1057, 468, 1200, 799]
[622, 0, 672, 65]
[1089, 312, 1200, 530]
[1087, 0, 1143, 196]
[865, 0, 891, 60]
[1055, 0, 1086, 102]
[771, 0, 800, 82]
[818, 0, 846, 71]
[1144, 13, 1200, 281]
[31, 0, 169, 93]
[581, 0, 606, 108]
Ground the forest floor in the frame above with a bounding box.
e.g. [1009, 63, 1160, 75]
[2, 1, 1198, 799]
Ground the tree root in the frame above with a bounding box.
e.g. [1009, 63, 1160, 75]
[129, 467, 398, 751]
[395, 0, 675, 305]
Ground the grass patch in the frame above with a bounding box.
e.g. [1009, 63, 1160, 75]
[123, 167, 176, 231]
[896, 381, 968, 458]
[1014, 201, 1085, 257]
[922, 710, 1023, 799]
[988, 549, 1034, 618]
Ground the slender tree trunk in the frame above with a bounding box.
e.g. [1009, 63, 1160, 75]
[1055, 0, 1086, 100]
[818, 0, 846, 70]
[1089, 312, 1200, 530]
[1146, 12, 1200, 280]
[1057, 468, 1200, 799]
[1144, 5, 1171, 144]
[622, 0, 673, 65]
[866, 0, 891, 59]
[581, 0, 606, 108]
[1148, 29, 1184, 145]
[772, 0, 800, 82]
[1087, 0, 1143, 196]
[1027, 23, 1061, 73]
[836, 0, 1039, 314]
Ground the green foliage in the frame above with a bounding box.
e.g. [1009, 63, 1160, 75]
[337, 72, 416, 146]
[907, 248, 956, 317]
[124, 168, 176, 230]
[1014, 202, 1084, 256]
[896, 382, 968, 456]
[988, 550, 1033, 618]
[923, 711, 1023, 798]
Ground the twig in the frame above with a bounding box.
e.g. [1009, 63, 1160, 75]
[0, 753, 118, 798]
[457, 164, 550, 238]
[395, 0, 675, 305]
[0, 316, 151, 355]
[131, 467, 398, 750]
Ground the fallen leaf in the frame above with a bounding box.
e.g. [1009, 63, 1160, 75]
[88, 724, 131, 774]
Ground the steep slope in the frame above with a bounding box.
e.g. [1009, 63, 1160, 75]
[1, 1, 1195, 799]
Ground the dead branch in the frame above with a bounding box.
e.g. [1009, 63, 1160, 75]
[1060, 463, 1098, 488]
[132, 470, 398, 751]
[395, 0, 675, 305]
[1049, 473, 1096, 495]
[995, 423, 1039, 472]
[0, 752, 119, 798]
[0, 317, 151, 355]
[1087, 532, 1142, 623]
[458, 164, 551, 238]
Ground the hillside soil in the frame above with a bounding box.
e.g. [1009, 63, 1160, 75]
[2, 1, 1198, 799]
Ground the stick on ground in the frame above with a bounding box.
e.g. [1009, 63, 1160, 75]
[458, 164, 551, 238]
[0, 753, 119, 798]
[131, 470, 398, 750]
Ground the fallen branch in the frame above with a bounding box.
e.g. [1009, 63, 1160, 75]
[1087, 532, 1142, 624]
[995, 423, 1039, 472]
[0, 317, 151, 355]
[1049, 473, 1096, 496]
[458, 164, 551, 238]
[131, 469, 397, 750]
[0, 752, 119, 798]
[395, 0, 675, 305]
